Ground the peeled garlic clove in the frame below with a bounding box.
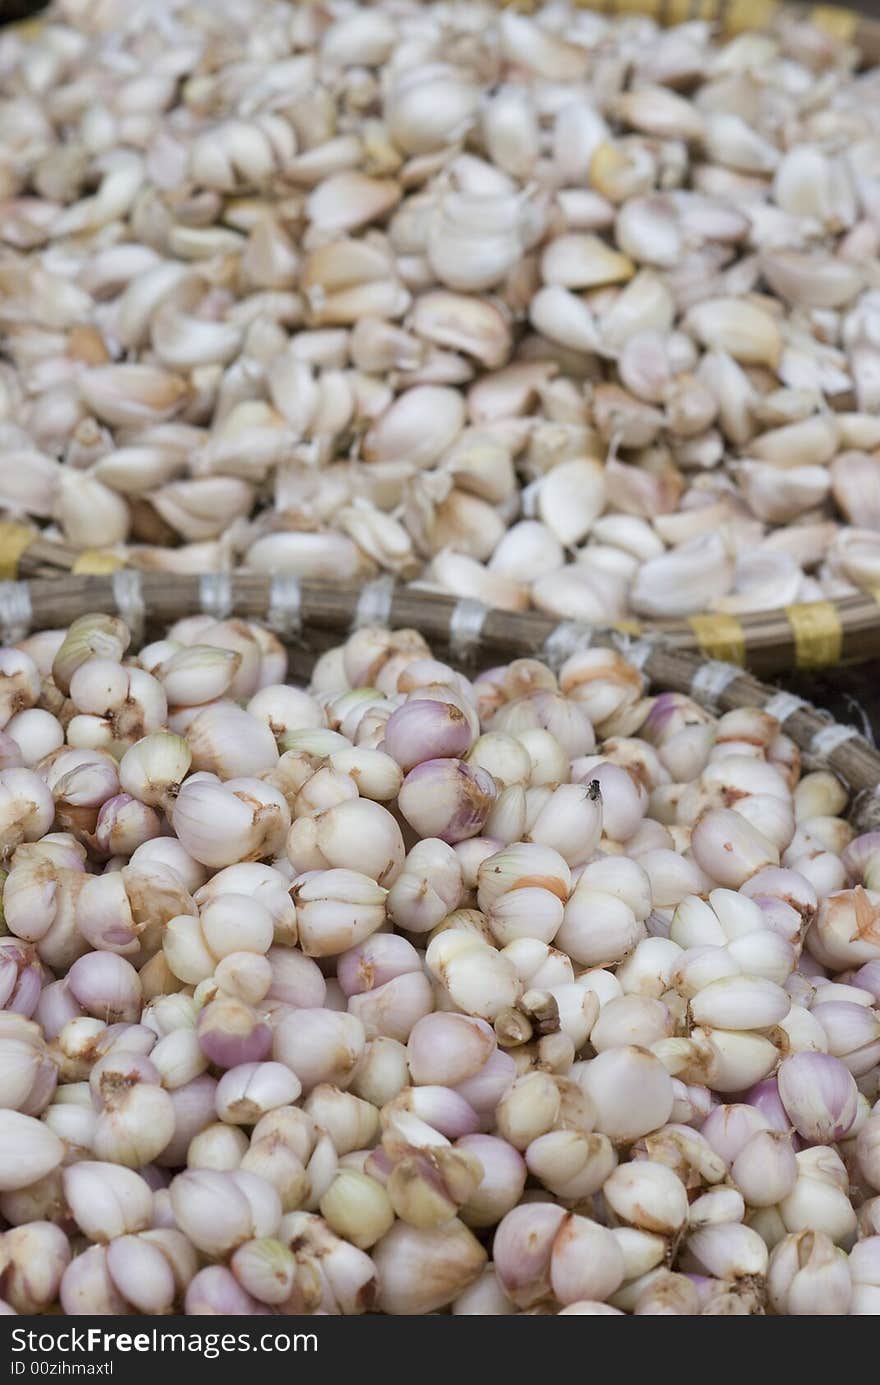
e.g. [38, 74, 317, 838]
[489, 521, 563, 582]
[306, 173, 401, 234]
[149, 477, 253, 542]
[831, 452, 880, 530]
[410, 292, 511, 370]
[409, 485, 505, 562]
[363, 386, 464, 468]
[542, 234, 634, 291]
[338, 503, 418, 576]
[672, 192, 749, 246]
[93, 446, 186, 496]
[467, 362, 557, 424]
[481, 87, 539, 180]
[536, 458, 606, 547]
[557, 189, 616, 233]
[630, 534, 734, 618]
[736, 463, 829, 524]
[310, 279, 410, 328]
[589, 141, 657, 205]
[591, 514, 665, 563]
[713, 550, 805, 615]
[579, 540, 640, 584]
[617, 331, 674, 404]
[748, 415, 839, 470]
[385, 66, 479, 156]
[79, 364, 189, 427]
[773, 144, 856, 229]
[0, 451, 61, 519]
[600, 272, 675, 353]
[593, 388, 665, 450]
[497, 11, 589, 81]
[301, 238, 392, 296]
[687, 299, 782, 368]
[427, 550, 530, 614]
[151, 306, 242, 371]
[247, 533, 365, 581]
[532, 566, 627, 624]
[664, 375, 718, 437]
[427, 224, 521, 295]
[55, 473, 129, 548]
[697, 349, 758, 446]
[643, 493, 731, 545]
[552, 103, 610, 186]
[703, 111, 779, 174]
[439, 431, 515, 504]
[529, 286, 601, 355]
[615, 196, 682, 270]
[614, 87, 705, 143]
[762, 251, 864, 310]
[425, 191, 534, 294]
[825, 529, 880, 593]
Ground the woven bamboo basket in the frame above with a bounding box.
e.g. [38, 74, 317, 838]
[3, 567, 880, 836]
[3, 0, 880, 678]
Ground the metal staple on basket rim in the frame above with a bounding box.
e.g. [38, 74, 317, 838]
[352, 575, 396, 631]
[0, 580, 32, 645]
[266, 574, 304, 641]
[448, 599, 491, 664]
[112, 569, 145, 647]
[199, 573, 233, 622]
[689, 659, 743, 710]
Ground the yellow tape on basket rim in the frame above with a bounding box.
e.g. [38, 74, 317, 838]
[608, 0, 664, 15]
[785, 600, 843, 670]
[687, 613, 747, 666]
[808, 5, 858, 40]
[665, 0, 720, 21]
[691, 0, 726, 21]
[721, 0, 779, 34]
[613, 618, 643, 636]
[71, 550, 127, 576]
[9, 15, 49, 41]
[0, 522, 34, 581]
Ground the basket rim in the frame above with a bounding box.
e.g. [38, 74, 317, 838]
[3, 569, 880, 828]
[2, 0, 880, 677]
[6, 533, 880, 682]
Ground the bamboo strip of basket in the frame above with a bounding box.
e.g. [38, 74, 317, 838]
[4, 570, 880, 828]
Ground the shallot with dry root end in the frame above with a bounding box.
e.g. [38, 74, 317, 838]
[3, 1, 880, 622]
[0, 609, 878, 1315]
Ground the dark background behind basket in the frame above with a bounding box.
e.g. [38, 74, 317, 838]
[2, 0, 880, 738]
[0, 0, 45, 20]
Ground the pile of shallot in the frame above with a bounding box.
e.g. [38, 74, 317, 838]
[4, 0, 880, 620]
[0, 610, 878, 1315]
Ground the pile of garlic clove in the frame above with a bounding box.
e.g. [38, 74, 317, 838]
[1, 610, 879, 1315]
[4, 0, 880, 619]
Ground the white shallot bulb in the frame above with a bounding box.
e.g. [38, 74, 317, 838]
[172, 776, 290, 867]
